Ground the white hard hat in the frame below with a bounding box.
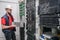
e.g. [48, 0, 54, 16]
[5, 5, 12, 9]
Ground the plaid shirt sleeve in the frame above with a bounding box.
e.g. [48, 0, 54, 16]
[1, 17, 6, 25]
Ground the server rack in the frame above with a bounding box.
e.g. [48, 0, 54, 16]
[25, 0, 60, 40]
[39, 0, 60, 40]
[26, 0, 36, 40]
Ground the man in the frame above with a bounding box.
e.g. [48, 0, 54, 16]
[1, 5, 16, 40]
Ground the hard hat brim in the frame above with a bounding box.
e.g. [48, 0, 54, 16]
[5, 8, 12, 10]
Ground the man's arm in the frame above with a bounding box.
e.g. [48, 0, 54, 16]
[1, 25, 11, 29]
[1, 25, 16, 29]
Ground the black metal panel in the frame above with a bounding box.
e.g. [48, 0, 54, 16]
[39, 0, 59, 15]
[40, 14, 59, 28]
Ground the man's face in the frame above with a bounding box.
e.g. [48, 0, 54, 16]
[6, 8, 12, 14]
